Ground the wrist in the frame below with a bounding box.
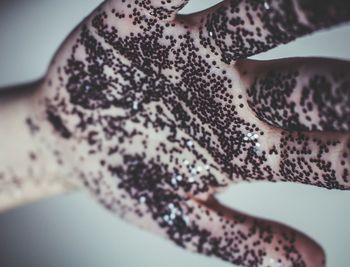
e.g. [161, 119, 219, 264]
[0, 80, 76, 212]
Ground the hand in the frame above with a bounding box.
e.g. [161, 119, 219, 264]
[29, 1, 350, 266]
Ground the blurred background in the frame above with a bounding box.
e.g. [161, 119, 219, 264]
[0, 0, 350, 266]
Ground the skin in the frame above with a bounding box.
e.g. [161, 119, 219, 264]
[0, 0, 350, 266]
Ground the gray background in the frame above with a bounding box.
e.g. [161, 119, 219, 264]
[0, 1, 350, 266]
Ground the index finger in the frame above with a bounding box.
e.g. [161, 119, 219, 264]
[184, 0, 350, 62]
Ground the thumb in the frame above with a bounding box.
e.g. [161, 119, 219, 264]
[181, 196, 325, 267]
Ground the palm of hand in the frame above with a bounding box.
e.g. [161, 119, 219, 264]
[31, 1, 350, 266]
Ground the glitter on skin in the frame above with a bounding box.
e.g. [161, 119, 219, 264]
[264, 2, 271, 10]
[25, 1, 350, 267]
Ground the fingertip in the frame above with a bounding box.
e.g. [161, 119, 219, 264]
[296, 234, 326, 267]
[264, 232, 326, 267]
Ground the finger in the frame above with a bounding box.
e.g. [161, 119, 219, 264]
[108, 0, 189, 21]
[237, 58, 350, 132]
[129, 194, 325, 267]
[79, 154, 326, 267]
[272, 130, 350, 190]
[185, 0, 350, 62]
